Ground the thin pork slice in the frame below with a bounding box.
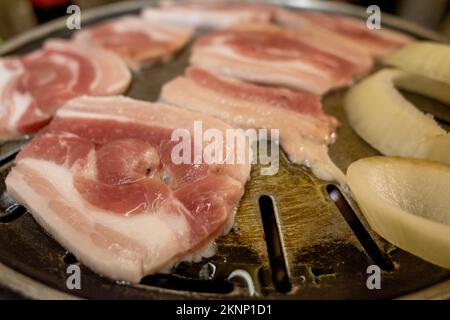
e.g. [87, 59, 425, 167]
[142, 1, 275, 29]
[288, 11, 413, 58]
[190, 23, 364, 95]
[277, 9, 373, 71]
[161, 67, 345, 182]
[74, 16, 193, 69]
[5, 96, 250, 282]
[0, 40, 131, 140]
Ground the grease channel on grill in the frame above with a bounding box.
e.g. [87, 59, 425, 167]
[326, 184, 394, 271]
[258, 195, 292, 293]
[62, 251, 79, 265]
[0, 193, 27, 223]
[139, 273, 234, 294]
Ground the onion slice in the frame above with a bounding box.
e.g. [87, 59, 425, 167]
[347, 156, 450, 269]
[345, 69, 450, 164]
[385, 41, 450, 87]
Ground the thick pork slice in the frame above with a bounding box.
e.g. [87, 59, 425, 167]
[73, 16, 193, 69]
[161, 67, 345, 183]
[0, 40, 131, 140]
[190, 23, 366, 95]
[142, 1, 275, 29]
[5, 96, 250, 282]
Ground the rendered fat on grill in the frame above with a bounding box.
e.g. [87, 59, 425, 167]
[5, 96, 251, 282]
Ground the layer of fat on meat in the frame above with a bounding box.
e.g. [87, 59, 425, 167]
[6, 158, 192, 282]
[0, 60, 32, 139]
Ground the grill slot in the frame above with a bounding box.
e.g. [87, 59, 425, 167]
[139, 274, 234, 294]
[0, 143, 23, 167]
[326, 185, 394, 271]
[0, 193, 27, 223]
[258, 195, 291, 293]
[0, 152, 17, 167]
[310, 266, 335, 277]
[0, 205, 26, 224]
[62, 251, 79, 264]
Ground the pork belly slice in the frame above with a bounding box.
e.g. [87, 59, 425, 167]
[0, 40, 131, 140]
[73, 16, 193, 69]
[5, 96, 250, 282]
[283, 11, 413, 58]
[190, 23, 365, 95]
[142, 1, 275, 29]
[277, 9, 373, 71]
[161, 67, 345, 183]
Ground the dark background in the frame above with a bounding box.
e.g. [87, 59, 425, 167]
[0, 0, 449, 44]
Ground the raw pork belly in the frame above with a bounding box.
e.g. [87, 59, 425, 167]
[74, 16, 193, 69]
[0, 40, 130, 140]
[282, 11, 413, 58]
[161, 67, 344, 182]
[5, 96, 250, 282]
[142, 1, 275, 29]
[277, 9, 373, 70]
[190, 23, 365, 95]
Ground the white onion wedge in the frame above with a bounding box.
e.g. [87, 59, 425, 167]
[385, 41, 450, 86]
[385, 41, 450, 104]
[347, 156, 450, 269]
[345, 69, 450, 165]
[393, 71, 450, 105]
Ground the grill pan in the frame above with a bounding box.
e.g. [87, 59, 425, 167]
[0, 0, 450, 299]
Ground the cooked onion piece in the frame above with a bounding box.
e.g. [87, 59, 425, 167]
[394, 72, 450, 105]
[386, 42, 450, 87]
[347, 156, 450, 269]
[385, 41, 450, 104]
[345, 69, 450, 165]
